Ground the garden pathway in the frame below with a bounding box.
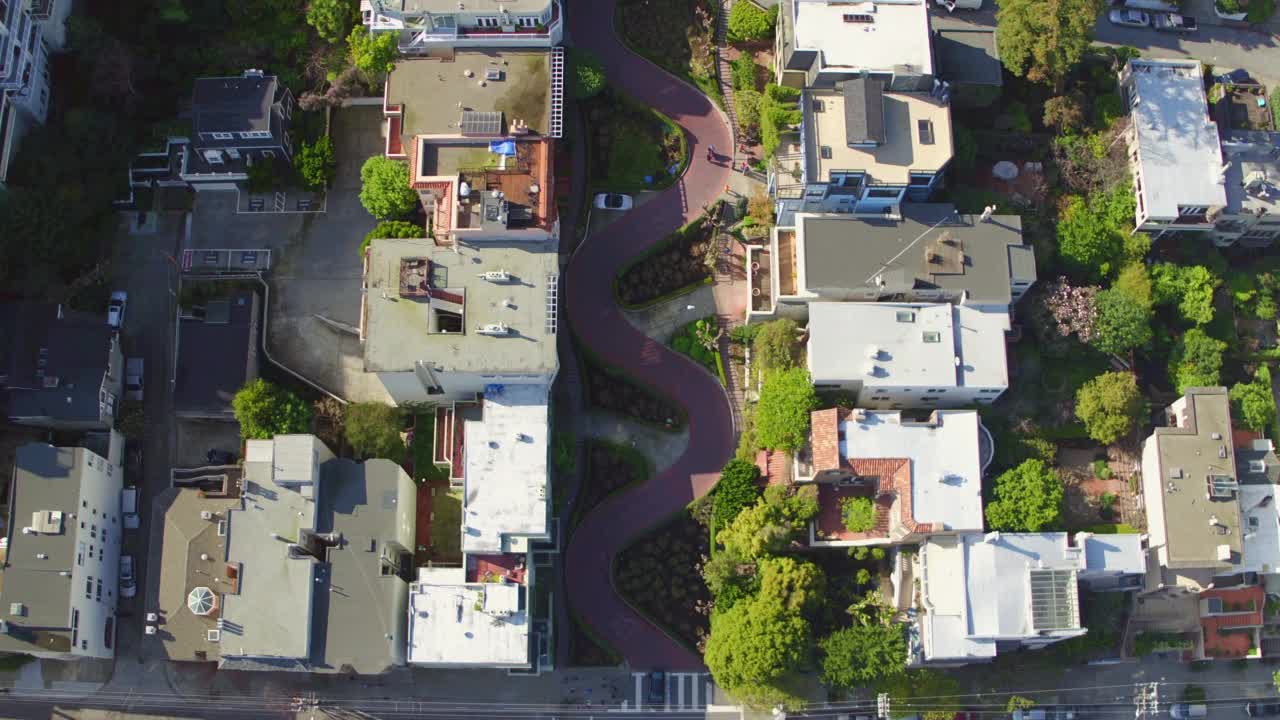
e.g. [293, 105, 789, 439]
[715, 0, 738, 162]
[563, 0, 736, 670]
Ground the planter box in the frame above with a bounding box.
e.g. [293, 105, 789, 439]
[1214, 3, 1250, 19]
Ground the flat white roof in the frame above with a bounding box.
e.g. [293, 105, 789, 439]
[1126, 60, 1227, 219]
[1239, 483, 1280, 575]
[793, 0, 933, 76]
[841, 410, 983, 531]
[1083, 533, 1147, 575]
[220, 439, 319, 662]
[407, 578, 529, 667]
[918, 535, 996, 662]
[807, 302, 1009, 390]
[463, 384, 550, 554]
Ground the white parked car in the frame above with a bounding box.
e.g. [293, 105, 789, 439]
[107, 291, 128, 329]
[1108, 8, 1151, 26]
[119, 555, 136, 599]
[594, 193, 634, 211]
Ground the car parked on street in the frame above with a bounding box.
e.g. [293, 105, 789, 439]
[1171, 704, 1207, 720]
[119, 555, 136, 599]
[126, 358, 144, 402]
[1248, 701, 1280, 717]
[594, 193, 634, 211]
[107, 291, 128, 329]
[1108, 8, 1151, 26]
[121, 486, 139, 530]
[1153, 12, 1197, 31]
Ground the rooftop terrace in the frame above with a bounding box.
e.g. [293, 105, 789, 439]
[407, 566, 530, 667]
[805, 84, 952, 186]
[790, 0, 933, 76]
[387, 51, 551, 139]
[1223, 130, 1280, 217]
[462, 384, 550, 554]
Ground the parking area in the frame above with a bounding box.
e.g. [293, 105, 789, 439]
[185, 104, 394, 402]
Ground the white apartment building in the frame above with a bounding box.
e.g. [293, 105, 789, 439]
[806, 302, 1010, 407]
[1122, 59, 1280, 247]
[0, 435, 125, 660]
[361, 0, 563, 52]
[0, 0, 68, 185]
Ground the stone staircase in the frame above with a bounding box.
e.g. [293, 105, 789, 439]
[714, 0, 737, 163]
[716, 315, 745, 433]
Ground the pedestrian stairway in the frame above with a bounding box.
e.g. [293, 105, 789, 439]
[714, 0, 737, 163]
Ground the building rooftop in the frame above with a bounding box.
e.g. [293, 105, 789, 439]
[0, 303, 117, 424]
[791, 0, 933, 77]
[310, 458, 415, 674]
[363, 238, 559, 375]
[410, 138, 555, 235]
[806, 302, 1010, 389]
[387, 51, 551, 139]
[795, 204, 1032, 306]
[218, 438, 321, 666]
[174, 293, 258, 417]
[802, 409, 984, 534]
[191, 72, 279, 135]
[933, 29, 1002, 86]
[388, 0, 552, 12]
[1124, 59, 1227, 220]
[1237, 483, 1279, 576]
[1222, 130, 1280, 217]
[1082, 533, 1147, 575]
[152, 488, 240, 663]
[805, 84, 953, 186]
[1146, 388, 1241, 570]
[407, 567, 530, 667]
[462, 384, 550, 554]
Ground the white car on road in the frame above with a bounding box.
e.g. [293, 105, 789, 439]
[1108, 8, 1151, 27]
[119, 555, 137, 599]
[107, 291, 127, 329]
[594, 193, 634, 211]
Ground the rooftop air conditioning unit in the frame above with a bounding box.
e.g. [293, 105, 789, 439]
[479, 270, 511, 282]
[207, 629, 221, 642]
[145, 625, 157, 635]
[200, 511, 214, 521]
[477, 323, 511, 336]
[484, 68, 504, 82]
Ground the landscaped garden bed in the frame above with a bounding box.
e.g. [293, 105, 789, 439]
[670, 315, 728, 385]
[614, 506, 712, 652]
[616, 0, 721, 104]
[569, 439, 651, 532]
[569, 613, 622, 667]
[615, 208, 721, 308]
[579, 345, 687, 430]
[584, 89, 688, 192]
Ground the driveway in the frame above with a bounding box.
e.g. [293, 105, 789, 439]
[562, 0, 736, 670]
[186, 104, 391, 401]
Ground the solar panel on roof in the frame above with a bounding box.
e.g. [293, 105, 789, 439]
[460, 111, 503, 137]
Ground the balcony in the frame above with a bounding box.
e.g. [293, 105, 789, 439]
[748, 245, 772, 314]
[398, 0, 562, 50]
[776, 229, 798, 296]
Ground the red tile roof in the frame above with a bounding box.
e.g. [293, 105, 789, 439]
[810, 408, 842, 473]
[1200, 585, 1264, 659]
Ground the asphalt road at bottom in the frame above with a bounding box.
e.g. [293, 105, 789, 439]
[1088, 20, 1280, 87]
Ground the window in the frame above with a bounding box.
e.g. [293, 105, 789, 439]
[262, 149, 276, 159]
[909, 173, 934, 187]
[843, 13, 874, 22]
[516, 15, 539, 27]
[813, 99, 825, 113]
[896, 310, 915, 323]
[432, 15, 456, 29]
[85, 580, 93, 598]
[240, 131, 271, 140]
[917, 119, 935, 145]
[475, 15, 500, 27]
[211, 132, 234, 140]
[820, 146, 832, 160]
[204, 150, 224, 165]
[922, 331, 941, 343]
[867, 187, 901, 199]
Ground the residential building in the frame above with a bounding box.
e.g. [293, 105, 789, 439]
[1141, 387, 1242, 594]
[0, 0, 66, 186]
[408, 382, 550, 670]
[910, 531, 1145, 666]
[361, 0, 563, 52]
[149, 435, 417, 673]
[775, 0, 935, 90]
[806, 302, 1010, 407]
[174, 292, 260, 420]
[1233, 437, 1280, 585]
[794, 407, 989, 547]
[1120, 59, 1280, 247]
[0, 436, 126, 660]
[932, 28, 1002, 88]
[129, 70, 294, 193]
[0, 302, 124, 431]
[747, 204, 1035, 323]
[381, 49, 562, 243]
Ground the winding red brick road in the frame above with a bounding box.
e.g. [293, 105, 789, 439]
[563, 1, 736, 670]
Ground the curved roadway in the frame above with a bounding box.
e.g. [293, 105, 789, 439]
[563, 0, 736, 670]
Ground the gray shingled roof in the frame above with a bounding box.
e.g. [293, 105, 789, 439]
[842, 77, 886, 146]
[191, 75, 278, 135]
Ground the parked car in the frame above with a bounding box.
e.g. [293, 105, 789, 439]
[1170, 704, 1208, 720]
[125, 358, 144, 402]
[646, 670, 666, 706]
[594, 193, 634, 211]
[1153, 12, 1198, 31]
[119, 555, 136, 599]
[107, 291, 128, 329]
[1219, 68, 1254, 85]
[121, 486, 139, 530]
[1108, 8, 1151, 26]
[1248, 701, 1280, 717]
[934, 0, 982, 9]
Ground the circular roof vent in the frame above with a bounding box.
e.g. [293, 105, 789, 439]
[187, 586, 217, 616]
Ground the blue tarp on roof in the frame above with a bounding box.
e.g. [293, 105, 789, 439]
[489, 140, 516, 156]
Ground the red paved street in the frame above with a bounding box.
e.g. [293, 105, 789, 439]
[563, 0, 736, 670]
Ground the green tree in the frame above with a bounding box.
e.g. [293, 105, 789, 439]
[714, 459, 763, 527]
[1231, 367, 1276, 433]
[704, 596, 809, 706]
[360, 220, 425, 257]
[1092, 288, 1152, 355]
[343, 402, 406, 459]
[1057, 186, 1134, 280]
[1114, 263, 1153, 310]
[997, 0, 1105, 92]
[878, 669, 964, 720]
[359, 156, 418, 219]
[232, 379, 313, 440]
[1169, 328, 1227, 393]
[819, 624, 907, 689]
[758, 556, 825, 614]
[755, 368, 819, 452]
[752, 318, 799, 372]
[1043, 93, 1086, 132]
[760, 84, 802, 160]
[246, 157, 280, 193]
[840, 496, 877, 533]
[716, 484, 818, 560]
[727, 1, 776, 42]
[1008, 697, 1039, 713]
[307, 0, 357, 44]
[348, 26, 399, 75]
[1075, 371, 1147, 445]
[296, 136, 336, 191]
[985, 459, 1064, 532]
[1151, 264, 1220, 326]
[570, 48, 606, 99]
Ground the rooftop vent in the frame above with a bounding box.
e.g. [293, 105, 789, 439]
[484, 67, 503, 81]
[145, 625, 157, 635]
[200, 510, 213, 521]
[207, 629, 221, 642]
[1251, 459, 1267, 473]
[1209, 475, 1238, 499]
[9, 603, 25, 617]
[1217, 544, 1233, 562]
[1170, 467, 1184, 479]
[478, 270, 511, 282]
[477, 323, 511, 336]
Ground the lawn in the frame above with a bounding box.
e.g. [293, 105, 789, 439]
[585, 90, 689, 192]
[616, 0, 722, 106]
[411, 412, 449, 484]
[429, 489, 463, 564]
